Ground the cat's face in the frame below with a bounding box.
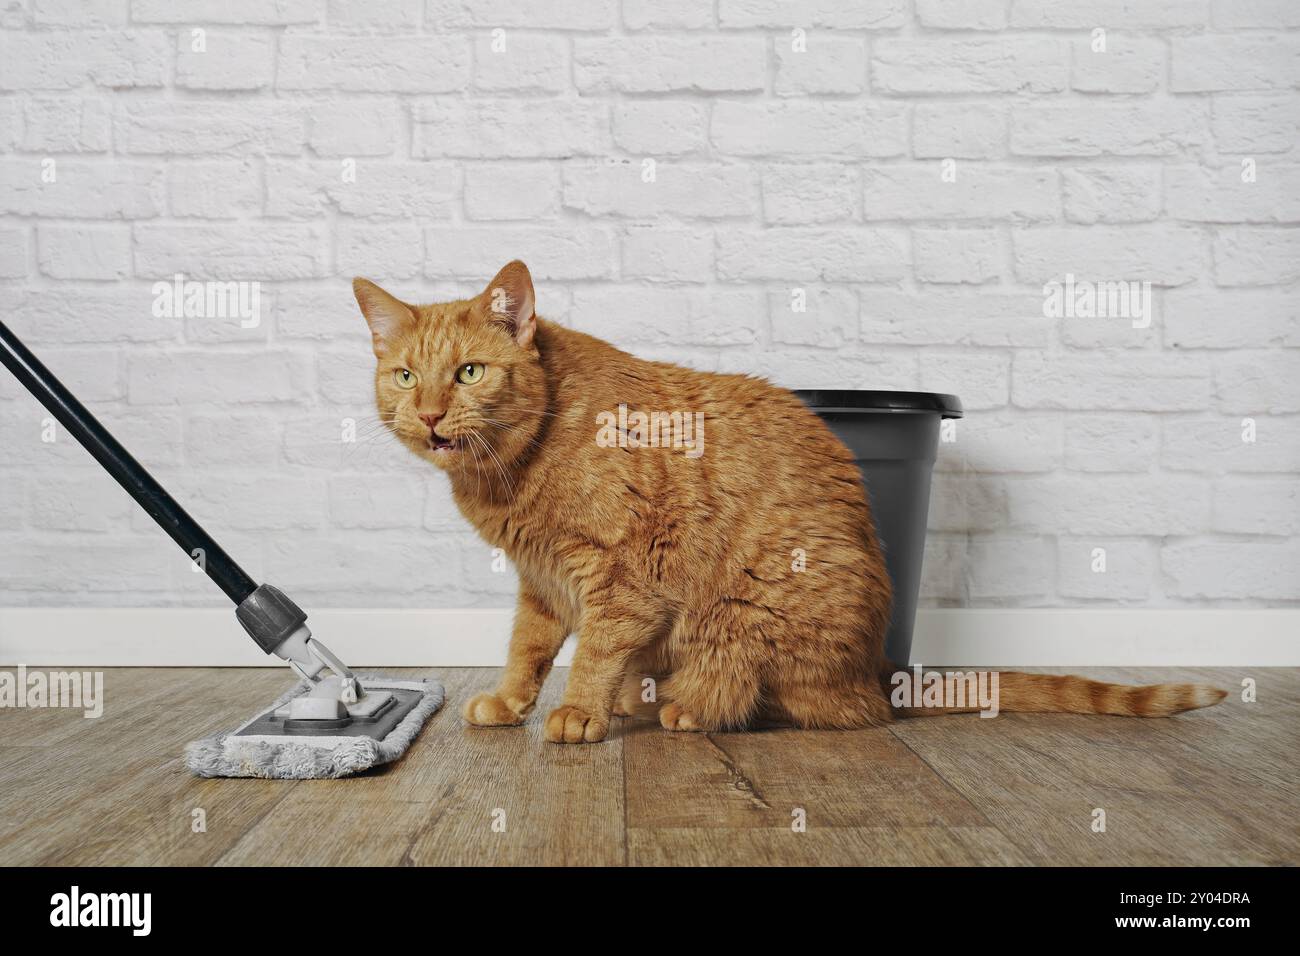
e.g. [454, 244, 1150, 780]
[353, 262, 544, 479]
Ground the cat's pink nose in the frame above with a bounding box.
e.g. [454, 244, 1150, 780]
[419, 412, 445, 434]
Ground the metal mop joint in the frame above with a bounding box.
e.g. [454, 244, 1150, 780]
[0, 319, 444, 779]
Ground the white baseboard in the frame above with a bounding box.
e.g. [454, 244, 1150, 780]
[0, 607, 1295, 667]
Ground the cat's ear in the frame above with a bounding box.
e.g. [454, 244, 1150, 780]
[479, 260, 536, 349]
[352, 278, 416, 358]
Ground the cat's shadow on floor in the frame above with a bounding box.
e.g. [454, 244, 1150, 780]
[610, 714, 817, 740]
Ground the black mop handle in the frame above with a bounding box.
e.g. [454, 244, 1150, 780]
[0, 319, 257, 605]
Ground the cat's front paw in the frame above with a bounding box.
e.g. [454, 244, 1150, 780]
[544, 705, 609, 744]
[659, 702, 704, 731]
[463, 692, 526, 727]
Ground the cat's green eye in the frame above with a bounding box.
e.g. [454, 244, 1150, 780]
[456, 363, 485, 385]
[394, 368, 417, 390]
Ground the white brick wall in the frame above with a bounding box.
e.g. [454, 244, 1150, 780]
[0, 1, 1297, 611]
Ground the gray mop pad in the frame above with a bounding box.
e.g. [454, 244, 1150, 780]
[184, 676, 445, 779]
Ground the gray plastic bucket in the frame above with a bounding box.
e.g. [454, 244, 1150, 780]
[794, 390, 963, 665]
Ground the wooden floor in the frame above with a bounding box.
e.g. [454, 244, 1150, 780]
[0, 666, 1296, 866]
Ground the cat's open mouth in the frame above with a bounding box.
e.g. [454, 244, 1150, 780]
[429, 435, 459, 453]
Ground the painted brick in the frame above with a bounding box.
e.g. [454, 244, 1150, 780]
[307, 101, 400, 157]
[168, 161, 262, 219]
[185, 413, 281, 468]
[337, 222, 424, 281]
[36, 225, 131, 279]
[0, 160, 165, 218]
[917, 0, 1006, 30]
[912, 104, 1007, 160]
[176, 30, 274, 90]
[762, 164, 859, 224]
[0, 226, 26, 278]
[1006, 475, 1211, 535]
[130, 0, 322, 24]
[562, 161, 755, 219]
[774, 36, 866, 95]
[327, 0, 421, 31]
[474, 33, 567, 93]
[128, 350, 312, 405]
[1056, 538, 1154, 601]
[715, 228, 906, 281]
[965, 535, 1055, 600]
[1162, 540, 1300, 599]
[934, 413, 1063, 474]
[425, 227, 616, 280]
[716, 348, 918, 391]
[1165, 164, 1300, 223]
[424, 0, 616, 29]
[919, 352, 1010, 409]
[625, 0, 714, 29]
[612, 101, 708, 156]
[768, 287, 858, 347]
[21, 97, 111, 152]
[1171, 36, 1300, 92]
[464, 164, 560, 221]
[1212, 0, 1300, 28]
[1214, 351, 1300, 413]
[1213, 478, 1300, 535]
[1070, 37, 1162, 94]
[575, 37, 765, 93]
[569, 287, 761, 347]
[1162, 416, 1300, 474]
[913, 229, 1001, 284]
[719, 0, 905, 29]
[1013, 225, 1204, 285]
[114, 102, 305, 156]
[1211, 95, 1300, 153]
[0, 30, 169, 90]
[1213, 228, 1300, 285]
[329, 475, 427, 529]
[711, 101, 907, 158]
[412, 99, 605, 158]
[1011, 103, 1206, 157]
[863, 166, 1058, 221]
[859, 290, 1051, 348]
[1064, 414, 1158, 473]
[622, 227, 715, 283]
[1164, 288, 1299, 349]
[278, 35, 469, 92]
[134, 224, 328, 280]
[873, 39, 1067, 94]
[5, 287, 178, 344]
[1011, 0, 1208, 29]
[267, 161, 458, 220]
[1063, 167, 1162, 225]
[1013, 353, 1211, 411]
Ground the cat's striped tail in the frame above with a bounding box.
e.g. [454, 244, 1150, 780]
[886, 667, 1227, 718]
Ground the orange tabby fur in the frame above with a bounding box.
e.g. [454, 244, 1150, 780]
[353, 262, 1225, 744]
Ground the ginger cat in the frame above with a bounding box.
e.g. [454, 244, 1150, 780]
[353, 261, 1225, 744]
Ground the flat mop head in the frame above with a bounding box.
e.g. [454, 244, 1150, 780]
[185, 676, 445, 779]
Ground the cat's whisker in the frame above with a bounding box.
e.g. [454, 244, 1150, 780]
[488, 402, 563, 420]
[468, 430, 514, 498]
[464, 415, 546, 443]
[466, 419, 547, 457]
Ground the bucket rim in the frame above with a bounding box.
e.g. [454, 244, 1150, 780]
[793, 389, 964, 419]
